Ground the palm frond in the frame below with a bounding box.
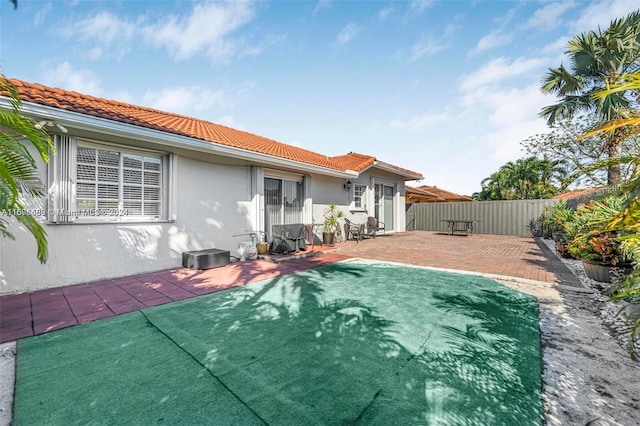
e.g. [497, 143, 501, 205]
[0, 110, 54, 162]
[0, 143, 46, 198]
[539, 97, 593, 125]
[579, 117, 640, 139]
[540, 66, 586, 95]
[0, 218, 16, 241]
[11, 201, 48, 263]
[568, 32, 599, 75]
[0, 76, 21, 112]
[595, 73, 640, 98]
[0, 74, 52, 263]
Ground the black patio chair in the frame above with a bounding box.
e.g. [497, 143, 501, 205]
[366, 216, 385, 238]
[344, 218, 364, 243]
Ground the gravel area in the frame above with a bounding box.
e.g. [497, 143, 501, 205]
[535, 238, 639, 426]
[539, 238, 639, 355]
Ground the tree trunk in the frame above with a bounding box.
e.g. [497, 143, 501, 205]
[607, 141, 622, 185]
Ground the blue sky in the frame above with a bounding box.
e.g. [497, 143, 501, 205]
[1, 0, 639, 195]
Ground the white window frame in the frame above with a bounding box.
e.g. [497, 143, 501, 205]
[48, 135, 175, 223]
[352, 183, 367, 211]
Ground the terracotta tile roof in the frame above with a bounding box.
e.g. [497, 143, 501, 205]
[9, 79, 347, 171]
[416, 185, 472, 201]
[330, 152, 423, 178]
[8, 78, 424, 179]
[552, 187, 606, 200]
[329, 152, 376, 172]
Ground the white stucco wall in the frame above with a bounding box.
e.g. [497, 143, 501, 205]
[310, 169, 408, 234]
[0, 155, 254, 294]
[0, 135, 413, 295]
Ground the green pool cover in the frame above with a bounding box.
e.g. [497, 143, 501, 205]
[14, 262, 542, 425]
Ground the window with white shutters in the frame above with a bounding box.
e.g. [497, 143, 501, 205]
[48, 136, 173, 223]
[75, 146, 163, 218]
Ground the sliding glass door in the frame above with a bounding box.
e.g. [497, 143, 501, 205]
[264, 177, 304, 239]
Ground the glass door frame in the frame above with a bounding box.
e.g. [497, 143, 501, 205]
[374, 181, 395, 231]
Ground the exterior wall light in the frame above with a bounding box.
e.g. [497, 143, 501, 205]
[35, 120, 68, 133]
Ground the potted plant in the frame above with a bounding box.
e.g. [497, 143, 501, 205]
[322, 203, 344, 246]
[256, 231, 268, 255]
[569, 231, 633, 282]
[565, 195, 633, 282]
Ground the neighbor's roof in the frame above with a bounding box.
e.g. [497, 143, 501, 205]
[415, 185, 472, 201]
[552, 187, 606, 200]
[405, 185, 441, 200]
[7, 78, 423, 179]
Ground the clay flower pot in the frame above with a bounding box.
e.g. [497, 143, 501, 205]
[582, 259, 634, 283]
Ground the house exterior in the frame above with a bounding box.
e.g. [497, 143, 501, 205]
[405, 185, 472, 204]
[0, 79, 422, 294]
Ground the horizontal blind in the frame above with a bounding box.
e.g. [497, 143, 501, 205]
[76, 145, 163, 218]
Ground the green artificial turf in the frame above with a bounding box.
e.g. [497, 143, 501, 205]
[14, 262, 542, 425]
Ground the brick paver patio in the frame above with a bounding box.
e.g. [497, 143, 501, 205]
[332, 231, 576, 283]
[0, 231, 579, 344]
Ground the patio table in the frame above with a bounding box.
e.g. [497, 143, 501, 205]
[442, 219, 477, 236]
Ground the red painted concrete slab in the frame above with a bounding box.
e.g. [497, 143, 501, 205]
[0, 233, 573, 344]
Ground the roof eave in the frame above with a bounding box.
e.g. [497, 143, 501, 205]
[372, 161, 423, 181]
[7, 99, 357, 179]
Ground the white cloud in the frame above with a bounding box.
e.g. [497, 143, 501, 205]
[522, 1, 576, 30]
[86, 46, 104, 61]
[469, 84, 551, 162]
[538, 36, 571, 58]
[378, 6, 394, 21]
[142, 86, 233, 116]
[571, 0, 640, 34]
[56, 2, 269, 64]
[142, 2, 255, 63]
[216, 115, 245, 130]
[41, 62, 104, 96]
[32, 2, 52, 28]
[455, 51, 558, 166]
[459, 56, 548, 93]
[389, 111, 449, 132]
[407, 37, 448, 62]
[64, 11, 137, 59]
[313, 0, 332, 15]
[336, 23, 360, 44]
[468, 31, 512, 56]
[73, 11, 136, 46]
[443, 22, 460, 37]
[410, 0, 435, 14]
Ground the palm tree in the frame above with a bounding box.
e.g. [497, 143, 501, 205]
[0, 75, 54, 262]
[477, 157, 565, 200]
[540, 10, 640, 185]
